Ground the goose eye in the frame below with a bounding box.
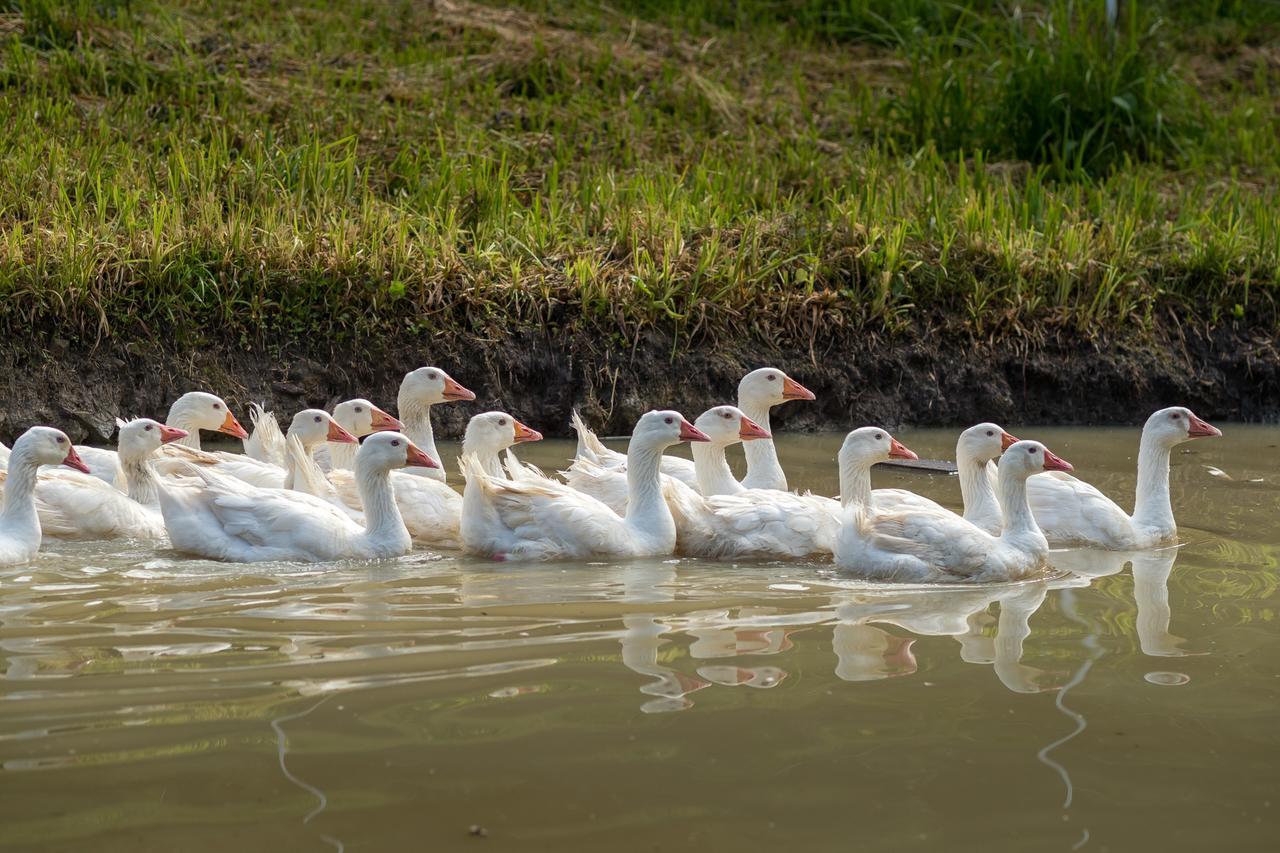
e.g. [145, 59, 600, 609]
[212, 403, 221, 410]
[498, 418, 507, 426]
[767, 374, 776, 381]
[875, 434, 883, 440]
[145, 424, 153, 431]
[391, 439, 400, 447]
[723, 412, 731, 419]
[314, 416, 322, 423]
[1027, 446, 1036, 454]
[664, 417, 673, 425]
[56, 436, 65, 444]
[986, 430, 994, 437]
[426, 372, 437, 380]
[1171, 413, 1181, 420]
[354, 406, 363, 413]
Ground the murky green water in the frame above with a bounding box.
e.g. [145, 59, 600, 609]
[1, 426, 1277, 852]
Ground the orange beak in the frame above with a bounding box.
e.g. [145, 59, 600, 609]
[679, 419, 711, 442]
[512, 420, 543, 443]
[1000, 431, 1020, 450]
[888, 437, 918, 461]
[1187, 413, 1221, 439]
[738, 415, 772, 441]
[327, 419, 358, 444]
[442, 377, 476, 402]
[1043, 448, 1073, 472]
[781, 376, 816, 401]
[218, 410, 249, 440]
[62, 445, 91, 474]
[158, 425, 189, 445]
[369, 406, 403, 432]
[404, 441, 440, 469]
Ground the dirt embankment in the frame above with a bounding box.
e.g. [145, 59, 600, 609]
[1, 317, 1276, 444]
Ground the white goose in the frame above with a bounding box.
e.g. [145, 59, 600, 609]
[570, 366, 815, 493]
[159, 432, 436, 562]
[396, 366, 476, 482]
[956, 423, 1020, 534]
[1026, 406, 1220, 549]
[0, 427, 90, 565]
[315, 398, 402, 472]
[461, 410, 709, 561]
[34, 419, 189, 540]
[73, 392, 250, 488]
[665, 423, 921, 559]
[836, 440, 1073, 583]
[325, 411, 541, 548]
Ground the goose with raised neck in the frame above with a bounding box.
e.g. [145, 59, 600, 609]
[0, 427, 88, 563]
[396, 367, 475, 482]
[1025, 406, 1220, 549]
[955, 423, 1020, 534]
[158, 432, 438, 562]
[324, 398, 402, 471]
[460, 410, 708, 561]
[33, 419, 189, 540]
[737, 367, 815, 492]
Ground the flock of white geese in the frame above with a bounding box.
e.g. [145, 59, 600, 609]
[0, 366, 1221, 582]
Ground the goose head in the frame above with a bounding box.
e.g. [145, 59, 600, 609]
[16, 426, 90, 473]
[957, 423, 1019, 466]
[399, 367, 476, 409]
[1001, 441, 1072, 478]
[693, 405, 771, 447]
[118, 418, 187, 461]
[838, 426, 917, 469]
[633, 410, 709, 450]
[332, 399, 402, 437]
[288, 410, 357, 450]
[738, 368, 815, 409]
[356, 431, 439, 472]
[1144, 407, 1221, 447]
[462, 412, 542, 458]
[168, 392, 248, 439]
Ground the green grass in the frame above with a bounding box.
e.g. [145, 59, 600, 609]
[0, 0, 1276, 349]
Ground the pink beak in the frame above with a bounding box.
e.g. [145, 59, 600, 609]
[1042, 448, 1073, 472]
[738, 415, 772, 441]
[442, 377, 476, 402]
[404, 441, 441, 469]
[889, 437, 918, 461]
[327, 419, 358, 444]
[369, 406, 403, 432]
[512, 420, 543, 443]
[781, 375, 816, 401]
[1187, 413, 1221, 439]
[62, 445, 91, 474]
[158, 425, 189, 445]
[679, 419, 711, 442]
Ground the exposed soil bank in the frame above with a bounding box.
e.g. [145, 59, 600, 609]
[1, 318, 1276, 444]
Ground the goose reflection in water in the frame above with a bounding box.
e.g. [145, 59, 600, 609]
[829, 584, 1059, 691]
[1047, 545, 1193, 657]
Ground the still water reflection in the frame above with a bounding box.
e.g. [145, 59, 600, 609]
[1, 426, 1277, 851]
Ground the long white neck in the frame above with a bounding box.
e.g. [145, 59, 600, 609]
[398, 397, 444, 481]
[355, 460, 409, 549]
[960, 458, 1002, 530]
[738, 398, 786, 491]
[166, 406, 204, 450]
[997, 465, 1041, 544]
[692, 441, 743, 496]
[326, 438, 358, 471]
[838, 457, 874, 509]
[1130, 432, 1175, 537]
[1, 444, 41, 529]
[119, 448, 159, 506]
[624, 439, 675, 540]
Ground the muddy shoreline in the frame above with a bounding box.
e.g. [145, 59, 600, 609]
[1, 318, 1276, 444]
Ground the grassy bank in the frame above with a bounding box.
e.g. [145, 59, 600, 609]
[0, 0, 1277, 349]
